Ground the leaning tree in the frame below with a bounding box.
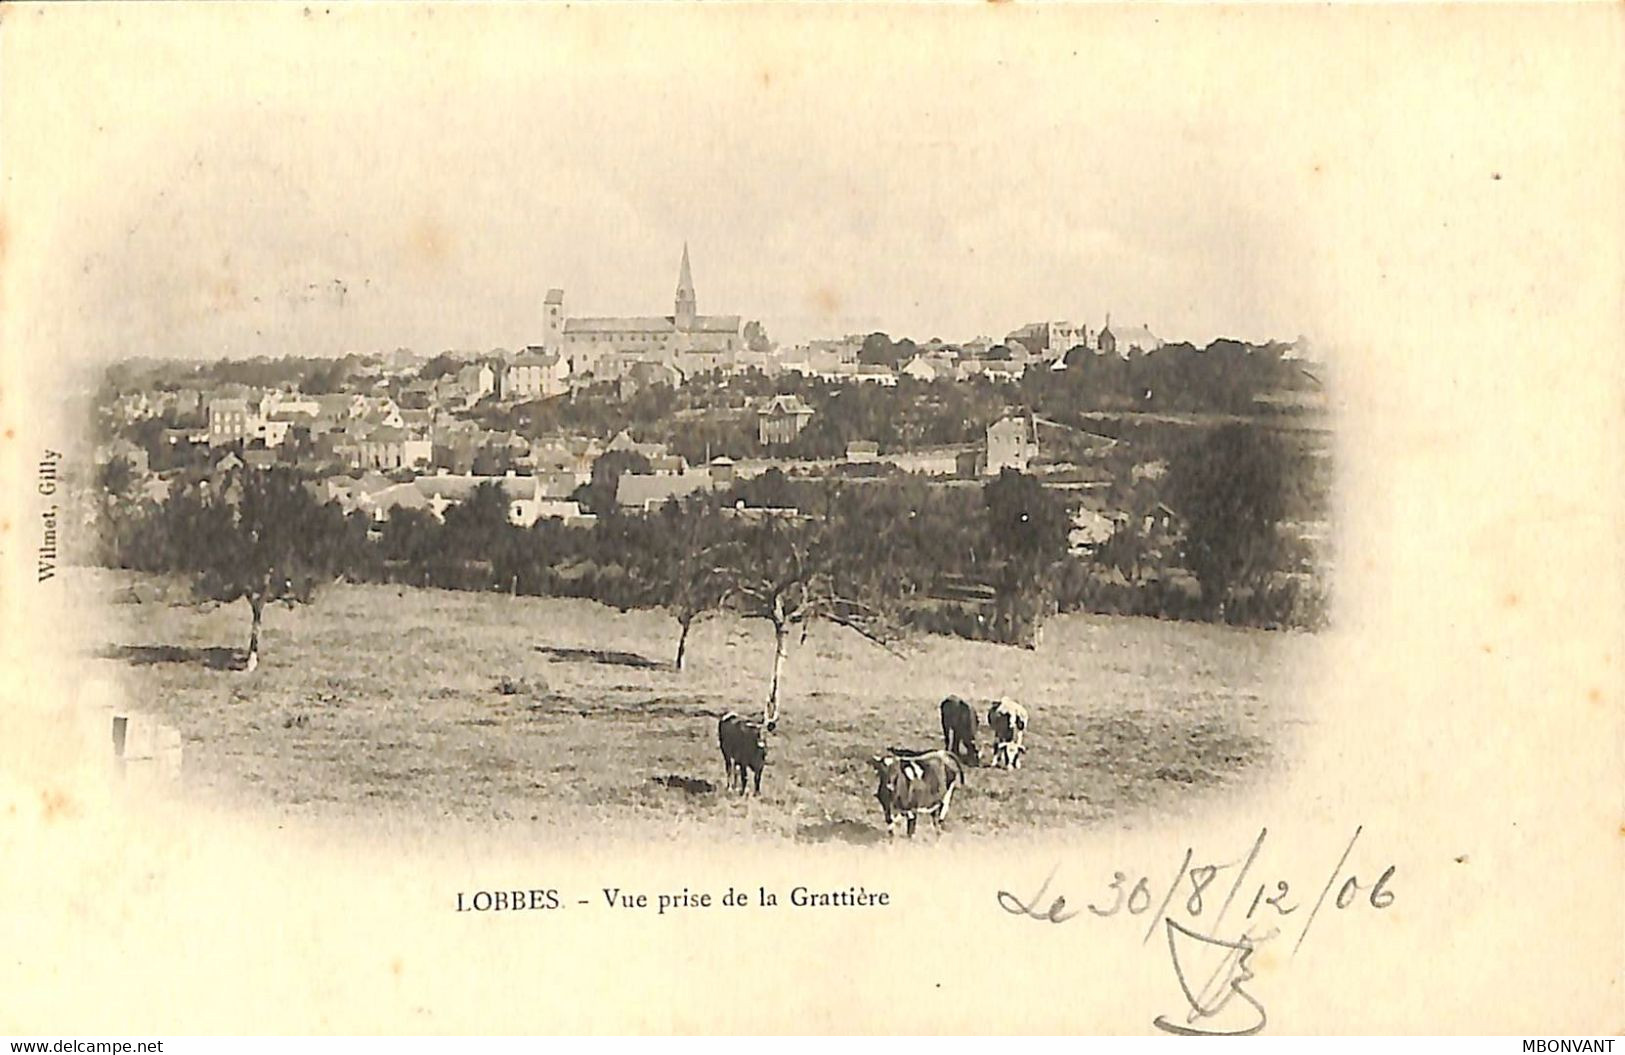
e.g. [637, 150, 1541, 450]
[173, 466, 335, 671]
[715, 499, 902, 729]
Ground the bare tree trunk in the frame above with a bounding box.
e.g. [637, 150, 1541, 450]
[245, 593, 264, 672]
[765, 619, 789, 729]
[674, 615, 692, 672]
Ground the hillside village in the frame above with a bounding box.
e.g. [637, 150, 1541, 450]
[89, 247, 1330, 586]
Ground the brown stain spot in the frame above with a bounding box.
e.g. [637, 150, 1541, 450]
[39, 788, 78, 822]
[390, 957, 404, 978]
[758, 68, 774, 89]
[212, 276, 241, 309]
[1311, 162, 1323, 176]
[809, 285, 841, 318]
[1454, 854, 1469, 864]
[3, 427, 14, 440]
[1480, 643, 1493, 654]
[1502, 592, 1519, 608]
[1588, 687, 1603, 705]
[410, 217, 451, 266]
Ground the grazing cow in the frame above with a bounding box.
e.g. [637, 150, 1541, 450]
[939, 695, 981, 766]
[717, 712, 769, 795]
[870, 749, 965, 837]
[987, 698, 1029, 769]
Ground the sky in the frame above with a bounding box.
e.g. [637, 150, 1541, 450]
[3, 5, 1615, 363]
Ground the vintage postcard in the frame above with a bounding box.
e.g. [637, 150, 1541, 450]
[1, 2, 1619, 1037]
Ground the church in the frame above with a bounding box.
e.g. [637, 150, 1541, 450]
[547, 246, 744, 382]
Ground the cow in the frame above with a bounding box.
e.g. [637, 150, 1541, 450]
[870, 749, 965, 837]
[939, 695, 981, 766]
[987, 697, 1029, 769]
[717, 712, 769, 795]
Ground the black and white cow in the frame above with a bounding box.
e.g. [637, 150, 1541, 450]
[987, 697, 1029, 769]
[939, 695, 981, 766]
[870, 748, 965, 837]
[718, 712, 769, 795]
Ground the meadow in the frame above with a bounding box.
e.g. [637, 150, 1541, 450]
[82, 569, 1315, 842]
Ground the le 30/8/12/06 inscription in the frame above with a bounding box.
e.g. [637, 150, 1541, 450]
[997, 827, 1398, 1035]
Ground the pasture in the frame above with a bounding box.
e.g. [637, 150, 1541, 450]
[81, 569, 1315, 841]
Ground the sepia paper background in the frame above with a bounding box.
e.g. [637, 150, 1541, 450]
[1, 3, 1620, 1035]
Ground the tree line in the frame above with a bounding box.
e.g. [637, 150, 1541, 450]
[97, 422, 1323, 722]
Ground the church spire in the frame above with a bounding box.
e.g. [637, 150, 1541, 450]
[675, 243, 697, 327]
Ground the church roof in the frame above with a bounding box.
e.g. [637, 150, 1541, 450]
[564, 314, 740, 335]
[567, 316, 678, 334]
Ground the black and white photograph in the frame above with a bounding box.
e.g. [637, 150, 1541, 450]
[1, 3, 1619, 1038]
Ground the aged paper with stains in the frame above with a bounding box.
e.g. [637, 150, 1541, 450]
[1, 3, 1619, 1035]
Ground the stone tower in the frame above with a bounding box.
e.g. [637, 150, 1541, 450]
[674, 243, 697, 330]
[542, 288, 564, 351]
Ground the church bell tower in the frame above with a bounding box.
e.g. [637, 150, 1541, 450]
[674, 243, 697, 330]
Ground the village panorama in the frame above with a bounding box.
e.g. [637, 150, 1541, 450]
[79, 245, 1333, 840]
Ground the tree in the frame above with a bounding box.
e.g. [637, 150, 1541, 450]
[715, 508, 901, 729]
[418, 353, 461, 381]
[181, 468, 333, 671]
[859, 332, 895, 366]
[981, 469, 1070, 647]
[582, 450, 650, 516]
[743, 320, 773, 353]
[1165, 424, 1295, 615]
[643, 497, 728, 671]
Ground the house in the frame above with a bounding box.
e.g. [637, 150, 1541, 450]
[606, 429, 669, 461]
[413, 472, 550, 527]
[756, 394, 815, 446]
[853, 363, 897, 386]
[707, 456, 737, 487]
[646, 454, 688, 477]
[845, 440, 880, 464]
[619, 360, 684, 401]
[361, 482, 432, 523]
[207, 398, 258, 447]
[1007, 321, 1089, 358]
[351, 427, 429, 471]
[243, 448, 279, 470]
[102, 438, 150, 476]
[501, 349, 569, 401]
[985, 415, 1038, 475]
[614, 466, 719, 512]
[1097, 318, 1160, 358]
[256, 418, 294, 448]
[456, 362, 496, 405]
[899, 355, 941, 383]
[138, 476, 172, 504]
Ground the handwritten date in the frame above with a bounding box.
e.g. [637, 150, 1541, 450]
[996, 827, 1397, 1035]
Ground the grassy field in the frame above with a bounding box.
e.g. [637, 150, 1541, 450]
[80, 569, 1314, 841]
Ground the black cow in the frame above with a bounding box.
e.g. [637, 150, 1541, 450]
[870, 749, 965, 837]
[987, 697, 1029, 769]
[717, 712, 768, 795]
[939, 695, 981, 766]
